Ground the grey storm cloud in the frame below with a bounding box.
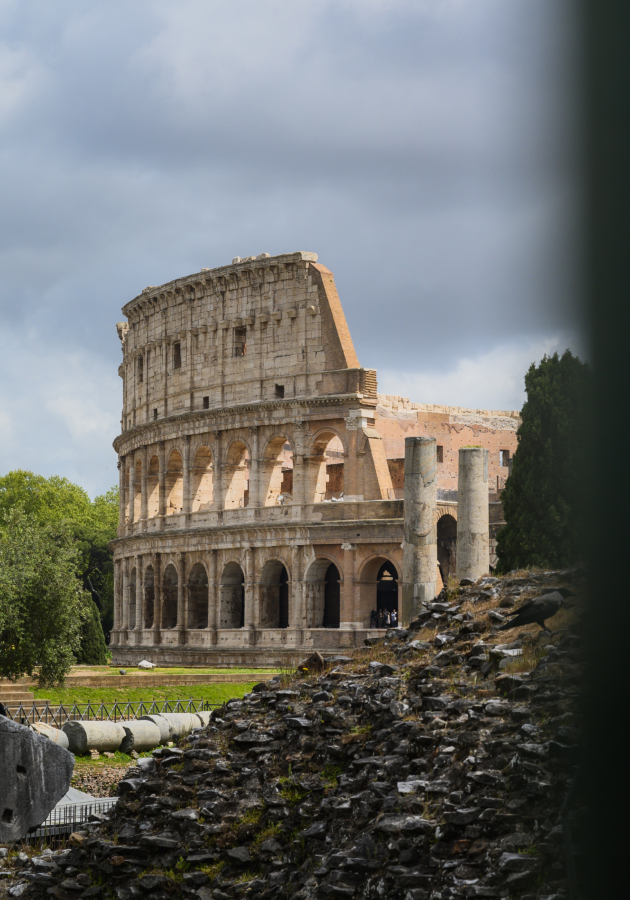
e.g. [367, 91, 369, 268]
[0, 0, 581, 495]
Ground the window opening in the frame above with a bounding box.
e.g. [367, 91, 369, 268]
[203, 396, 209, 409]
[138, 356, 144, 383]
[234, 326, 247, 357]
[153, 408, 158, 420]
[437, 445, 444, 463]
[499, 449, 510, 467]
[173, 342, 181, 369]
[275, 384, 284, 398]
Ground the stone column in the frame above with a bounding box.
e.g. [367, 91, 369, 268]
[140, 446, 148, 527]
[135, 555, 143, 631]
[243, 547, 255, 640]
[153, 553, 162, 644]
[127, 461, 135, 531]
[456, 447, 490, 583]
[290, 544, 304, 633]
[177, 552, 187, 643]
[158, 442, 166, 518]
[208, 550, 218, 637]
[340, 543, 356, 628]
[182, 435, 191, 516]
[402, 436, 438, 627]
[118, 458, 126, 534]
[248, 427, 261, 508]
[122, 558, 130, 636]
[212, 432, 224, 512]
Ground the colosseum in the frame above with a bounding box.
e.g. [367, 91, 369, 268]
[110, 251, 519, 666]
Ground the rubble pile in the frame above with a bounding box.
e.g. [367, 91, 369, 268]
[10, 571, 582, 900]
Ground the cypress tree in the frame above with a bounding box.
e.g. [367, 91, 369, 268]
[75, 596, 108, 665]
[495, 350, 590, 572]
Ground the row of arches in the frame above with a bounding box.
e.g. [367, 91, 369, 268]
[125, 555, 400, 632]
[125, 430, 347, 520]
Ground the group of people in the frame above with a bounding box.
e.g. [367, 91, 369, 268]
[370, 608, 398, 628]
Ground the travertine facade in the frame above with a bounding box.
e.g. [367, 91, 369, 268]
[110, 252, 519, 665]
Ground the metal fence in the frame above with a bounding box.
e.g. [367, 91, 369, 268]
[4, 697, 219, 726]
[28, 798, 118, 845]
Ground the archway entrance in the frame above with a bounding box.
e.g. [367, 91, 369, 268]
[323, 564, 340, 628]
[144, 565, 154, 628]
[359, 557, 400, 628]
[220, 562, 245, 628]
[187, 563, 209, 629]
[437, 514, 457, 584]
[259, 560, 290, 628]
[162, 564, 178, 628]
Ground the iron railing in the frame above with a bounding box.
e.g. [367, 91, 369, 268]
[28, 798, 118, 845]
[4, 697, 218, 727]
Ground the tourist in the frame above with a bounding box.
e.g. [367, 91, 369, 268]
[391, 609, 398, 627]
[370, 609, 377, 628]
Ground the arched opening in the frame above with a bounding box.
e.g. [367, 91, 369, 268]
[188, 563, 209, 629]
[147, 456, 160, 517]
[263, 436, 293, 506]
[310, 432, 345, 502]
[220, 562, 245, 628]
[129, 568, 137, 630]
[224, 442, 250, 509]
[437, 514, 457, 584]
[304, 558, 341, 628]
[166, 450, 183, 514]
[259, 560, 290, 628]
[192, 446, 213, 511]
[144, 565, 154, 628]
[323, 563, 341, 628]
[162, 564, 178, 628]
[133, 460, 142, 521]
[359, 557, 400, 629]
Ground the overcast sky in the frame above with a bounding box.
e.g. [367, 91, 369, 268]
[0, 0, 581, 497]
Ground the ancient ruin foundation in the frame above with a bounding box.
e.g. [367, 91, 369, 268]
[110, 252, 518, 665]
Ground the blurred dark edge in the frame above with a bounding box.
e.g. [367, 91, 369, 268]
[583, 1, 630, 897]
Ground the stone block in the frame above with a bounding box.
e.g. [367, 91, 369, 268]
[62, 721, 126, 754]
[0, 717, 74, 842]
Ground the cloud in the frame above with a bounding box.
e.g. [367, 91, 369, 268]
[378, 332, 585, 413]
[0, 0, 581, 495]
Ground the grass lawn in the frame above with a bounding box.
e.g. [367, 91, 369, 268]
[69, 666, 281, 675]
[33, 681, 257, 708]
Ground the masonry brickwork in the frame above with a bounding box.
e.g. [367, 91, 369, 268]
[109, 251, 519, 666]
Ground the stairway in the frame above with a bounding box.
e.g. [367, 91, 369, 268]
[0, 678, 50, 713]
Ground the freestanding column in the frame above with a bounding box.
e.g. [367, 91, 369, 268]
[402, 436, 438, 626]
[456, 447, 490, 583]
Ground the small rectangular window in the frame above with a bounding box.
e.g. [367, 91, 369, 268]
[275, 384, 285, 398]
[153, 408, 158, 420]
[138, 356, 144, 383]
[203, 396, 209, 409]
[173, 342, 181, 369]
[499, 449, 510, 467]
[234, 326, 247, 357]
[437, 445, 444, 463]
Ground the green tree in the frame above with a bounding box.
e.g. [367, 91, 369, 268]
[74, 594, 108, 665]
[0, 507, 87, 685]
[496, 350, 590, 572]
[0, 472, 119, 640]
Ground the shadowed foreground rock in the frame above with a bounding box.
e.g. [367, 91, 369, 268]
[0, 717, 74, 842]
[11, 570, 583, 900]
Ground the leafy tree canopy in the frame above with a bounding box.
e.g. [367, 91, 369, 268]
[0, 507, 87, 685]
[0, 472, 119, 635]
[496, 350, 590, 573]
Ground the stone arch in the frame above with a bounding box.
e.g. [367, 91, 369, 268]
[129, 567, 137, 630]
[144, 564, 155, 629]
[309, 428, 347, 503]
[133, 460, 142, 521]
[147, 455, 160, 517]
[304, 557, 341, 628]
[259, 558, 290, 628]
[191, 446, 214, 511]
[224, 440, 250, 509]
[262, 433, 293, 506]
[358, 555, 400, 628]
[437, 513, 457, 584]
[220, 561, 245, 628]
[187, 562, 209, 629]
[162, 563, 178, 628]
[166, 450, 183, 514]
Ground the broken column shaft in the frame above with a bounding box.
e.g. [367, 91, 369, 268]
[402, 436, 438, 626]
[456, 447, 490, 582]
